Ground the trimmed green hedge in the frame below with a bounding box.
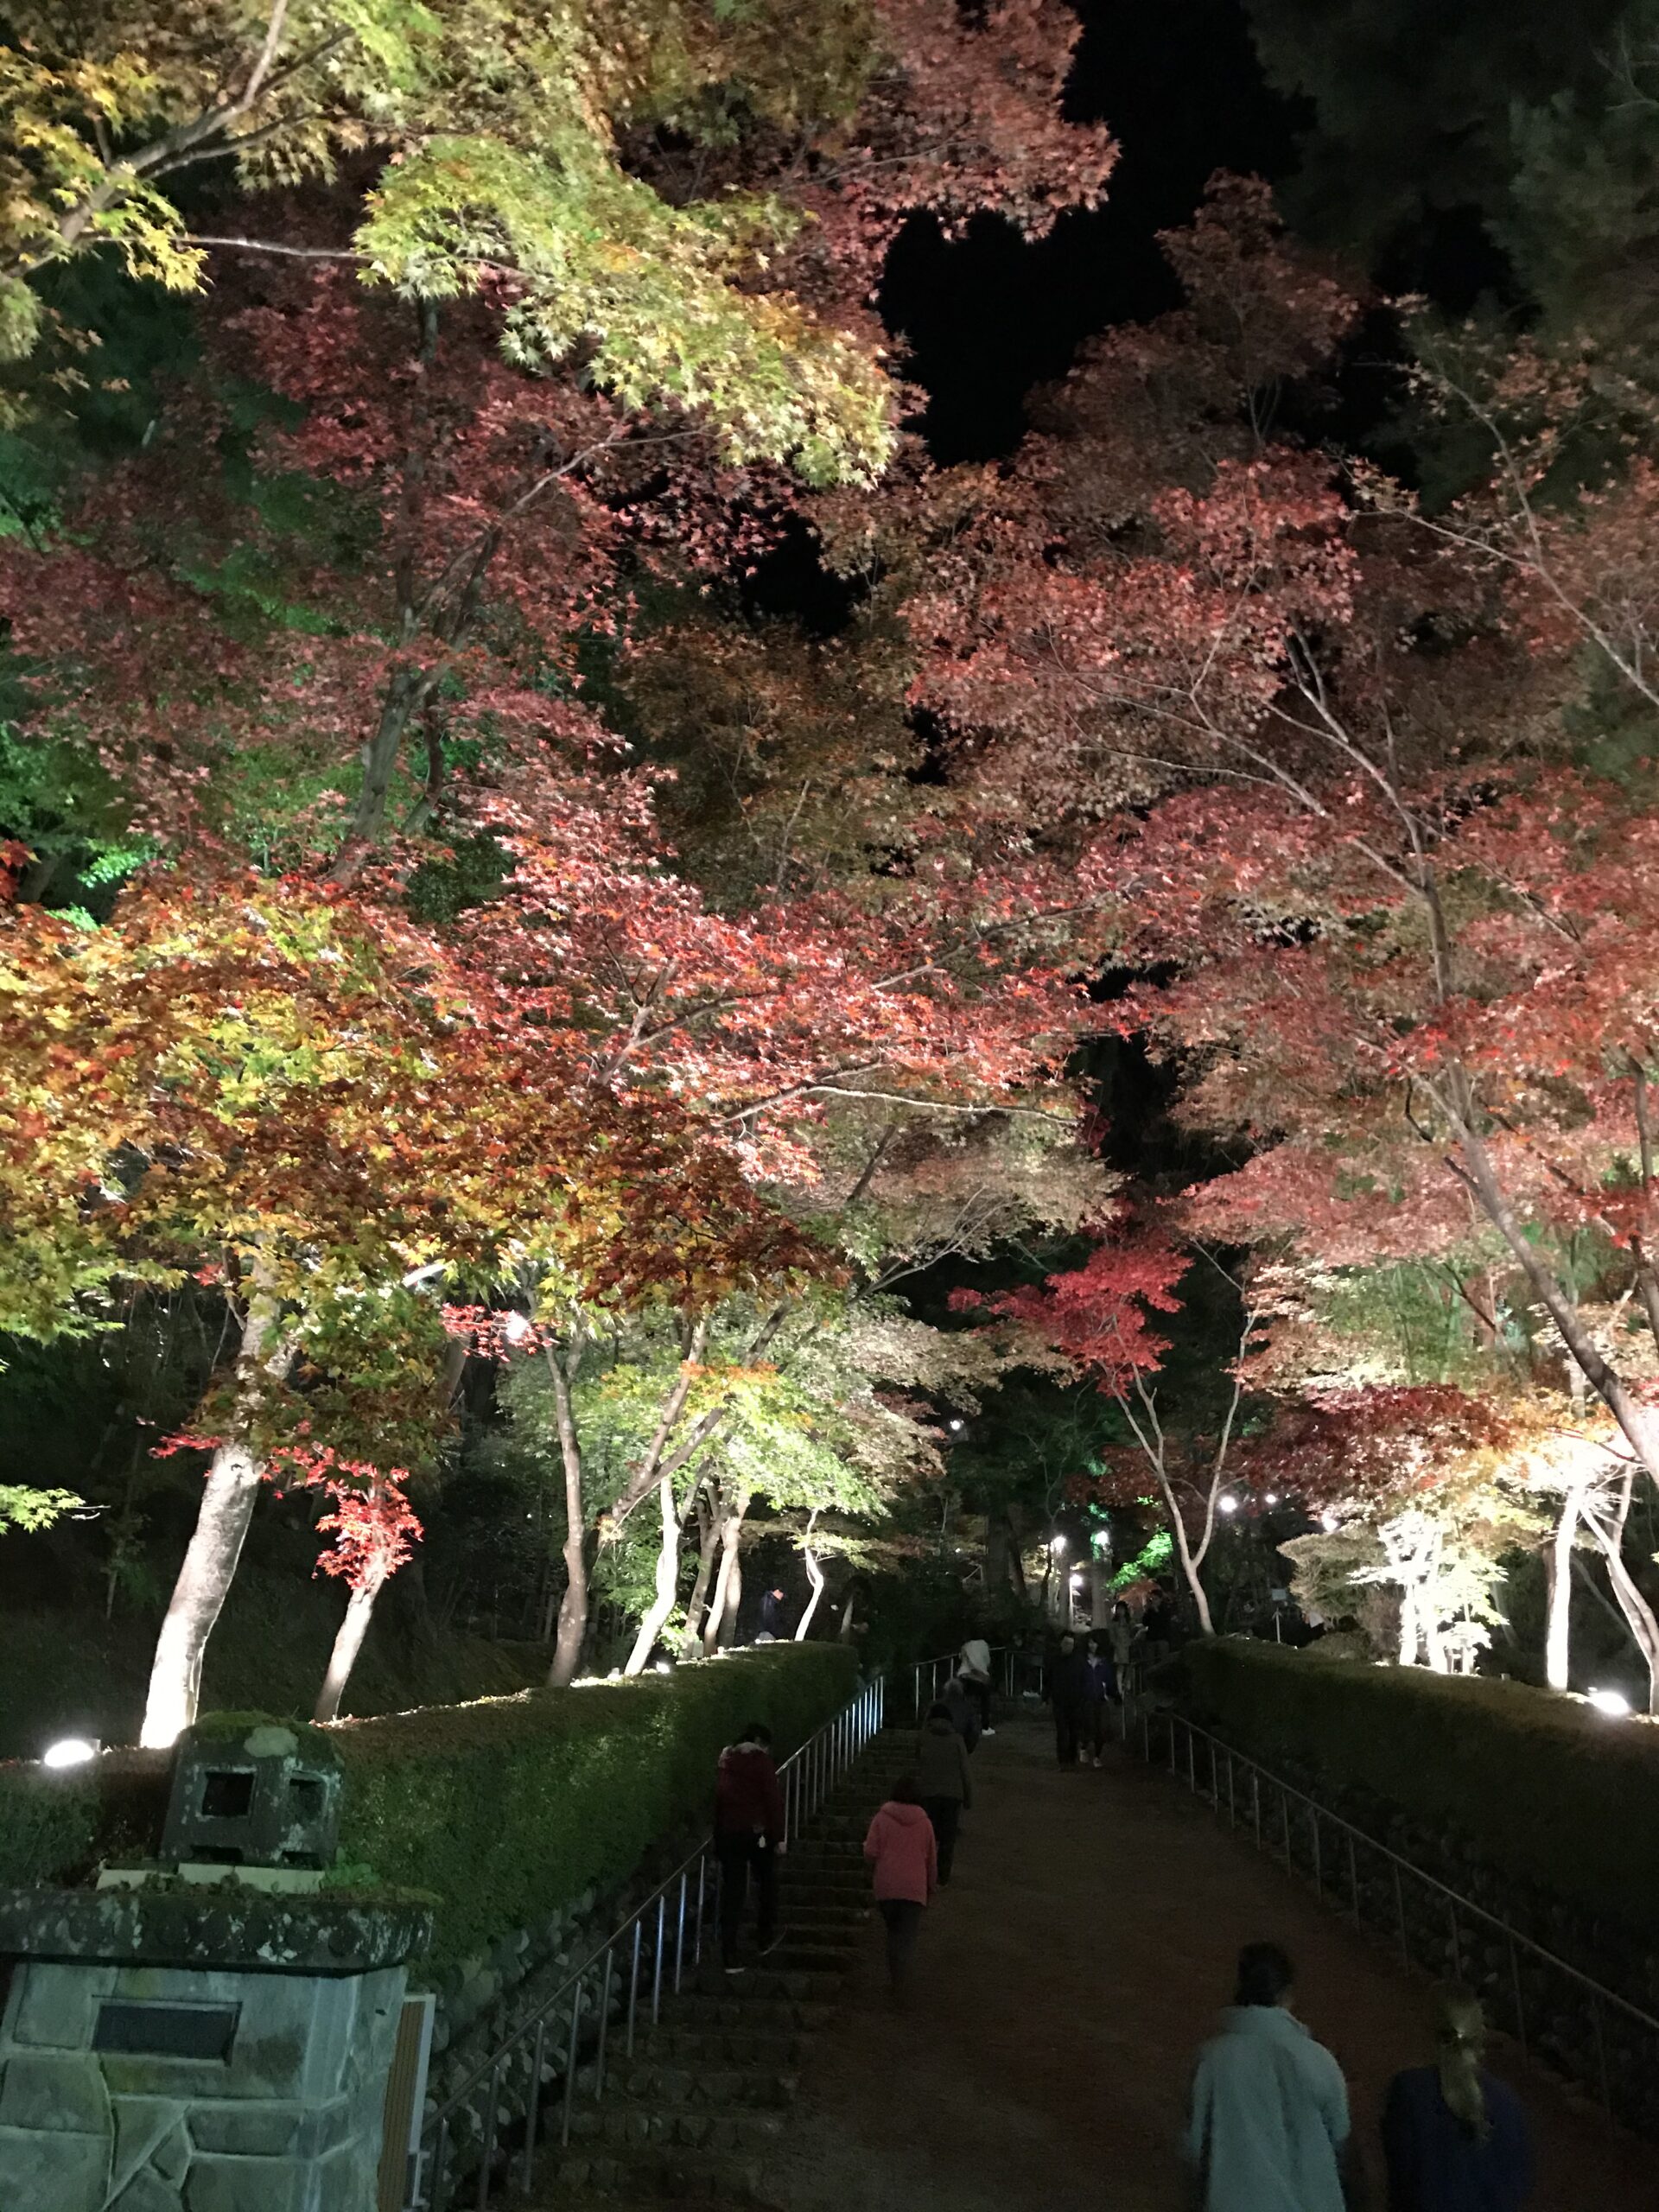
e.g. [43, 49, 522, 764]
[331, 1643, 857, 1968]
[0, 1644, 859, 1972]
[1179, 1639, 1659, 1939]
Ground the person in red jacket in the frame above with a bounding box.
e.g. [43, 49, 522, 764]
[863, 1774, 938, 1999]
[714, 1720, 786, 1972]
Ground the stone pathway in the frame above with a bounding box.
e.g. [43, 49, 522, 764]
[520, 1715, 1655, 2211]
[766, 1717, 1657, 2212]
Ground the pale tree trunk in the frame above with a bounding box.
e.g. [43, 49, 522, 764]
[1583, 1469, 1659, 1713]
[680, 1484, 720, 1659]
[624, 1477, 682, 1676]
[1153, 1464, 1216, 1637]
[1089, 1557, 1109, 1628]
[314, 1567, 387, 1724]
[1546, 1486, 1584, 1692]
[702, 1487, 751, 1654]
[140, 1281, 290, 1749]
[545, 1344, 588, 1690]
[795, 1511, 826, 1641]
[1397, 1580, 1419, 1667]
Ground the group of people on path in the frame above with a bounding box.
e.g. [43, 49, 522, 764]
[1047, 1617, 1135, 1764]
[713, 1668, 1536, 2212]
[1188, 1942, 1534, 2212]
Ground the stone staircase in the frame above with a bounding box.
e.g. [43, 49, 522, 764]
[522, 1728, 912, 2208]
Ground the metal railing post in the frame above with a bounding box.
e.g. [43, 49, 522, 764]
[626, 1919, 643, 2057]
[559, 1978, 585, 2147]
[519, 2018, 548, 2191]
[475, 2055, 504, 2210]
[594, 1943, 615, 2098]
[673, 1871, 688, 1993]
[651, 1895, 666, 2024]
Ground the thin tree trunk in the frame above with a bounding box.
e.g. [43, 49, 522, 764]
[1089, 1557, 1109, 1628]
[681, 1486, 720, 1658]
[545, 1345, 588, 1690]
[796, 1511, 826, 1641]
[624, 1477, 682, 1676]
[702, 1488, 750, 1653]
[314, 1567, 386, 1724]
[1154, 1468, 1216, 1637]
[1546, 1486, 1583, 1692]
[1583, 1476, 1659, 1713]
[140, 1282, 289, 1749]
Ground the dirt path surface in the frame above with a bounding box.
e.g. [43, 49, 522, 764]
[767, 1717, 1656, 2212]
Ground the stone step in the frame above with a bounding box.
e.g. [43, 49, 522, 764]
[538, 2145, 770, 2201]
[639, 2027, 812, 2069]
[613, 2062, 795, 2108]
[684, 1963, 845, 2001]
[661, 1993, 835, 2033]
[563, 2101, 786, 2152]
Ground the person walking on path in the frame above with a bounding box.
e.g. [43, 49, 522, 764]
[1083, 1632, 1115, 1764]
[714, 1719, 785, 1973]
[940, 1670, 982, 1752]
[1048, 1630, 1090, 1765]
[863, 1774, 938, 1999]
[1109, 1598, 1136, 1700]
[1185, 1941, 1357, 2212]
[957, 1634, 995, 1734]
[1382, 1986, 1534, 2212]
[760, 1585, 789, 1637]
[914, 1699, 974, 1883]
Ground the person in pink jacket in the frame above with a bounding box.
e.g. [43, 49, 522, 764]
[863, 1774, 938, 1997]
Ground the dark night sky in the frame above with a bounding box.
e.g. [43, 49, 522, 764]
[881, 0, 1307, 462]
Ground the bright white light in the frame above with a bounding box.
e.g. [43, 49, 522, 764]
[948, 1418, 964, 1433]
[502, 1311, 532, 1344]
[1588, 1688, 1632, 1718]
[655, 1660, 673, 1676]
[1069, 1572, 1084, 1589]
[1052, 1534, 1066, 1555]
[1265, 1492, 1280, 1506]
[1217, 1495, 1239, 1516]
[42, 1738, 97, 1769]
[1319, 1510, 1341, 1534]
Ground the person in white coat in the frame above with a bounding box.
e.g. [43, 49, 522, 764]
[1185, 1943, 1357, 2212]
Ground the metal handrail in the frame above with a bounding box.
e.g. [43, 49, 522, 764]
[1133, 1704, 1659, 2130]
[410, 1671, 888, 2211]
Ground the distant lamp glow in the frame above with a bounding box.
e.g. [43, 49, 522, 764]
[1051, 1534, 1066, 1555]
[1265, 1492, 1281, 1506]
[948, 1418, 964, 1433]
[1217, 1495, 1239, 1516]
[1587, 1688, 1632, 1718]
[42, 1738, 97, 1769]
[1069, 1572, 1084, 1590]
[502, 1311, 532, 1344]
[1319, 1510, 1341, 1534]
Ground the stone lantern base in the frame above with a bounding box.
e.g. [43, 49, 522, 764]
[0, 1885, 432, 2212]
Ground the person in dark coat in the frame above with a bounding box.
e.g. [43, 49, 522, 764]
[1382, 1986, 1533, 2212]
[713, 1720, 785, 1971]
[760, 1586, 788, 1637]
[1082, 1632, 1116, 1764]
[940, 1672, 982, 1753]
[913, 1700, 974, 1882]
[1047, 1631, 1090, 1764]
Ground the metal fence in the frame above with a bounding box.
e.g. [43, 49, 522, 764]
[1130, 1703, 1659, 2138]
[409, 1672, 887, 2211]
